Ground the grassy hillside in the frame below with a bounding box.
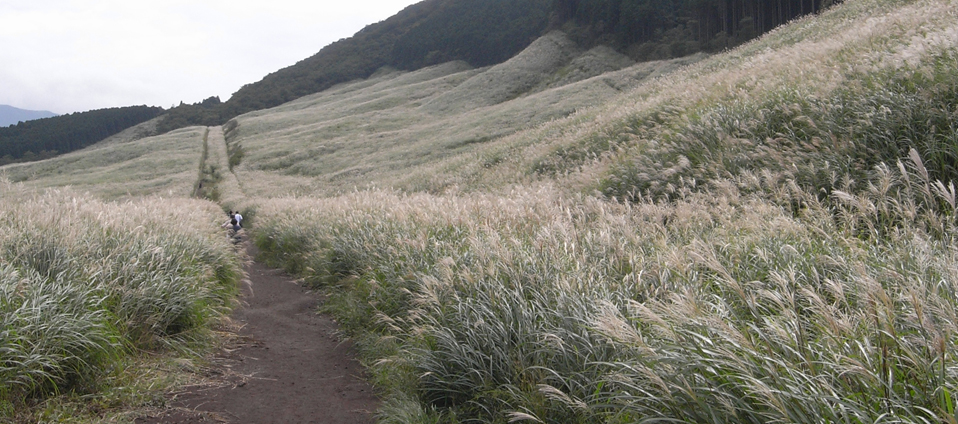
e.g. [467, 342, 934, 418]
[3, 0, 957, 422]
[232, 0, 958, 422]
[0, 114, 249, 421]
[1, 126, 206, 200]
[159, 0, 831, 134]
[224, 31, 704, 197]
[0, 117, 248, 421]
[157, 0, 554, 133]
[0, 106, 164, 165]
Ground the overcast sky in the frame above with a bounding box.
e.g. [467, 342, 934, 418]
[0, 0, 422, 115]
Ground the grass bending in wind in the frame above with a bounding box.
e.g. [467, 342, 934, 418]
[252, 150, 958, 422]
[245, 1, 958, 421]
[0, 182, 243, 420]
[600, 51, 958, 203]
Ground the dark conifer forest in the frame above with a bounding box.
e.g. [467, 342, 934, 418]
[0, 106, 163, 165]
[557, 0, 840, 58]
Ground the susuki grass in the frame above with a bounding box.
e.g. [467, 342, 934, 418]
[395, 0, 958, 196]
[243, 0, 958, 422]
[0, 0, 955, 422]
[0, 181, 243, 421]
[0, 126, 207, 201]
[253, 149, 958, 422]
[224, 33, 702, 198]
[599, 51, 958, 203]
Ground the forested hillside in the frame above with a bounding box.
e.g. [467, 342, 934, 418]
[158, 0, 837, 133]
[0, 106, 163, 165]
[558, 0, 840, 59]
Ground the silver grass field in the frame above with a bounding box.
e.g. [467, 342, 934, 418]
[252, 161, 958, 422]
[3, 0, 958, 422]
[0, 185, 242, 419]
[245, 0, 958, 422]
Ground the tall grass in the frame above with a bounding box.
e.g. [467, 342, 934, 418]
[223, 34, 702, 198]
[240, 1, 958, 422]
[244, 3, 958, 418]
[2, 0, 948, 421]
[0, 126, 206, 200]
[0, 181, 243, 418]
[213, 125, 256, 223]
[600, 51, 958, 203]
[386, 0, 958, 197]
[252, 148, 958, 422]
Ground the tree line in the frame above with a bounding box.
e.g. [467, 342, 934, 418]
[0, 106, 163, 165]
[558, 0, 842, 59]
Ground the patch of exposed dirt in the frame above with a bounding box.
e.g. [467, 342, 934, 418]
[137, 244, 378, 423]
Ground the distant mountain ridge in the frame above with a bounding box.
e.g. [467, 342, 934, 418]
[0, 105, 57, 127]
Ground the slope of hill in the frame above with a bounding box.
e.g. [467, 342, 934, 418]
[0, 105, 56, 127]
[229, 0, 958, 422]
[224, 31, 705, 197]
[4, 0, 957, 422]
[157, 0, 835, 134]
[0, 105, 164, 165]
[1, 126, 205, 199]
[156, 0, 554, 133]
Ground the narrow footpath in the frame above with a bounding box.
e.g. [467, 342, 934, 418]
[137, 244, 378, 423]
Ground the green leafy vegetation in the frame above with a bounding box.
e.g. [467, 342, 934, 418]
[559, 0, 842, 60]
[154, 96, 225, 136]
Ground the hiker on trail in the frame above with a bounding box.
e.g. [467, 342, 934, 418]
[221, 213, 239, 231]
[220, 211, 243, 241]
[234, 211, 243, 227]
[221, 217, 241, 239]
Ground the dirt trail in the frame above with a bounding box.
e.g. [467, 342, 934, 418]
[137, 244, 378, 423]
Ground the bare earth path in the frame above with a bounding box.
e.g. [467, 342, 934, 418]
[137, 244, 378, 423]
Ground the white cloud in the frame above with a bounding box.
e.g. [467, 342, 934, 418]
[0, 0, 421, 114]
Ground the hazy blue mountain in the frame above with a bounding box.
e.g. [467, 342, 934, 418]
[0, 105, 57, 127]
